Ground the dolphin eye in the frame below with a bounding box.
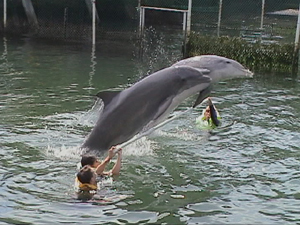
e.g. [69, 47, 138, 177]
[181, 77, 187, 83]
[226, 61, 231, 64]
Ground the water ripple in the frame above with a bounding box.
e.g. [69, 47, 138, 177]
[1, 38, 300, 224]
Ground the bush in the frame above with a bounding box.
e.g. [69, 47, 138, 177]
[185, 33, 297, 72]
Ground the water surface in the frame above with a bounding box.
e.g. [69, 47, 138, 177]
[1, 35, 300, 225]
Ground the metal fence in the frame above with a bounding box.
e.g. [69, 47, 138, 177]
[140, 0, 299, 44]
[191, 0, 298, 44]
[0, 0, 298, 45]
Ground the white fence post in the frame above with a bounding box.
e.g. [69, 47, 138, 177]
[139, 6, 145, 37]
[3, 0, 6, 29]
[217, 0, 223, 37]
[295, 3, 300, 50]
[92, 0, 96, 46]
[187, 0, 192, 36]
[260, 0, 265, 29]
[21, 0, 38, 27]
[85, 0, 99, 24]
[183, 11, 187, 34]
[138, 0, 142, 37]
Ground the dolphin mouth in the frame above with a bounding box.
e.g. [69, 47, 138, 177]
[243, 69, 254, 78]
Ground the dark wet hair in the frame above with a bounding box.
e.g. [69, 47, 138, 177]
[81, 155, 97, 167]
[77, 165, 94, 184]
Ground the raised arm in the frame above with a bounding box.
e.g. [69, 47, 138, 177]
[110, 149, 122, 175]
[95, 146, 116, 175]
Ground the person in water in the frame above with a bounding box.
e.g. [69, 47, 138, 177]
[196, 97, 221, 129]
[80, 146, 122, 176]
[76, 146, 122, 200]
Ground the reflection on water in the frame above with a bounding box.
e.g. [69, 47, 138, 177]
[1, 34, 300, 224]
[88, 44, 97, 94]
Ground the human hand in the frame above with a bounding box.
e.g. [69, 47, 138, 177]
[111, 145, 122, 154]
[207, 97, 213, 106]
[117, 148, 122, 156]
[108, 146, 117, 159]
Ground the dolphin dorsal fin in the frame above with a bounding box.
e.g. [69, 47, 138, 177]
[96, 91, 120, 107]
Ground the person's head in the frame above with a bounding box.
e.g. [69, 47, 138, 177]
[76, 165, 96, 185]
[81, 155, 100, 168]
[76, 165, 97, 201]
[204, 106, 211, 119]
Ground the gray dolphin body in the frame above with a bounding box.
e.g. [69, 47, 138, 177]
[172, 55, 252, 82]
[81, 55, 253, 153]
[171, 55, 253, 106]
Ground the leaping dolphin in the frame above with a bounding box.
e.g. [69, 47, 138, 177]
[81, 55, 253, 153]
[171, 55, 253, 106]
[172, 55, 252, 82]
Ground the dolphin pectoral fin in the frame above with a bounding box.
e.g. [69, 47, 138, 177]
[96, 91, 121, 107]
[196, 68, 210, 75]
[209, 104, 220, 127]
[192, 85, 213, 108]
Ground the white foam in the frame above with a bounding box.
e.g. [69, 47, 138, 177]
[77, 99, 104, 126]
[46, 144, 82, 160]
[45, 136, 155, 160]
[155, 129, 199, 141]
[122, 137, 155, 156]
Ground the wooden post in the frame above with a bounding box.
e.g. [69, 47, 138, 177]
[21, 0, 38, 27]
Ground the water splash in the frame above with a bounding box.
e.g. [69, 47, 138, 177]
[46, 136, 155, 159]
[77, 98, 103, 127]
[133, 26, 182, 79]
[155, 129, 199, 141]
[46, 144, 82, 159]
[122, 137, 155, 156]
[42, 100, 104, 158]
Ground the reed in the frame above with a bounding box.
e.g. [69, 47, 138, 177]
[185, 33, 297, 73]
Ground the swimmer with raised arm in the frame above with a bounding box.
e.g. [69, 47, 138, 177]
[76, 146, 122, 200]
[80, 146, 122, 176]
[196, 97, 221, 129]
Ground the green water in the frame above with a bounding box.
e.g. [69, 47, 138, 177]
[1, 35, 300, 225]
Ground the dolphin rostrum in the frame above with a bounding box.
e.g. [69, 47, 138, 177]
[81, 55, 253, 153]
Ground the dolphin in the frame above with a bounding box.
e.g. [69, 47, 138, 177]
[172, 55, 253, 82]
[171, 55, 253, 107]
[81, 55, 253, 153]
